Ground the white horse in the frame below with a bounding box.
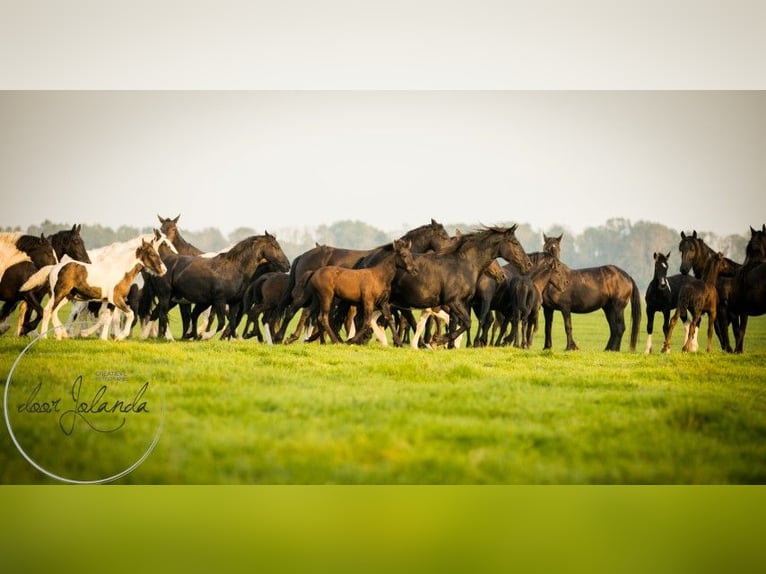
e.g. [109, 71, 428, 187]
[66, 230, 178, 338]
[36, 238, 168, 340]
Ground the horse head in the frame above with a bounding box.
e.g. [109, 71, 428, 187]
[257, 232, 291, 273]
[157, 214, 181, 242]
[51, 224, 91, 263]
[136, 239, 167, 277]
[401, 219, 453, 253]
[484, 260, 506, 284]
[16, 233, 58, 267]
[678, 230, 702, 275]
[652, 251, 671, 289]
[392, 238, 418, 276]
[494, 225, 532, 272]
[543, 233, 563, 260]
[745, 224, 766, 265]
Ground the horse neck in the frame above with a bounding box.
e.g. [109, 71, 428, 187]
[224, 243, 266, 276]
[701, 258, 723, 286]
[456, 235, 501, 277]
[692, 239, 716, 277]
[173, 231, 203, 255]
[375, 250, 401, 281]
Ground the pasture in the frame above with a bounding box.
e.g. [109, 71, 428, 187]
[2, 307, 765, 484]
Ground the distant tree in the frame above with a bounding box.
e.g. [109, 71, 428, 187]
[228, 227, 257, 244]
[315, 220, 390, 249]
[182, 227, 228, 252]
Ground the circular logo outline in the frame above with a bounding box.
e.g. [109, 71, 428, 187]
[3, 326, 165, 484]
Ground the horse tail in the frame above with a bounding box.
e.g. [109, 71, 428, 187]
[629, 275, 641, 352]
[19, 264, 54, 293]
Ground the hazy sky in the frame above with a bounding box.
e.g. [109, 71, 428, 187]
[2, 91, 764, 237]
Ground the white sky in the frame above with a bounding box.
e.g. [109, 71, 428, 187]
[2, 2, 765, 238]
[2, 91, 764, 237]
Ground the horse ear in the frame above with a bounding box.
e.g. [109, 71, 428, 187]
[762, 224, 765, 233]
[154, 228, 161, 240]
[431, 218, 438, 226]
[681, 231, 687, 239]
[157, 214, 164, 223]
[557, 233, 563, 242]
[543, 233, 549, 241]
[692, 230, 698, 238]
[666, 252, 671, 259]
[173, 215, 180, 224]
[265, 230, 274, 238]
[653, 252, 658, 260]
[751, 225, 757, 235]
[509, 224, 518, 234]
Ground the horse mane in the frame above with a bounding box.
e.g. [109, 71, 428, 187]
[454, 225, 518, 253]
[222, 235, 270, 264]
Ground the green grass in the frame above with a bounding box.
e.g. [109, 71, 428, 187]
[1, 307, 765, 484]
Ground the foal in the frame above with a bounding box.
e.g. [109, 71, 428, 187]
[644, 252, 695, 353]
[300, 239, 418, 346]
[40, 239, 167, 340]
[662, 252, 726, 353]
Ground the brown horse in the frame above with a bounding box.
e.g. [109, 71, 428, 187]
[274, 219, 453, 343]
[662, 252, 727, 353]
[294, 239, 418, 345]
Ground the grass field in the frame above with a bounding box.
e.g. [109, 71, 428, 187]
[2, 308, 765, 484]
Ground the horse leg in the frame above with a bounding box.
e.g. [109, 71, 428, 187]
[645, 308, 655, 354]
[0, 299, 17, 335]
[734, 314, 748, 354]
[380, 302, 402, 347]
[543, 305, 554, 350]
[561, 310, 578, 351]
[446, 301, 471, 349]
[661, 307, 682, 353]
[604, 304, 626, 352]
[705, 309, 716, 353]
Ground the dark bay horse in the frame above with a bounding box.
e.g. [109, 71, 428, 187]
[166, 233, 290, 339]
[385, 225, 532, 348]
[291, 239, 418, 345]
[241, 271, 290, 342]
[643, 252, 695, 353]
[473, 233, 562, 347]
[274, 219, 453, 343]
[678, 230, 742, 352]
[662, 252, 727, 353]
[504, 255, 569, 349]
[729, 225, 766, 353]
[542, 261, 642, 352]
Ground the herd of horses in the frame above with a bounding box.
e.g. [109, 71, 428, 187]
[0, 216, 764, 354]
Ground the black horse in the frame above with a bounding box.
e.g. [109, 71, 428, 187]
[163, 233, 290, 339]
[473, 233, 562, 347]
[729, 224, 766, 353]
[383, 225, 532, 348]
[643, 252, 695, 353]
[0, 226, 91, 335]
[241, 271, 290, 342]
[542, 261, 642, 352]
[273, 219, 453, 344]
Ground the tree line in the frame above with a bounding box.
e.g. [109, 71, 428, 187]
[4, 217, 750, 290]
